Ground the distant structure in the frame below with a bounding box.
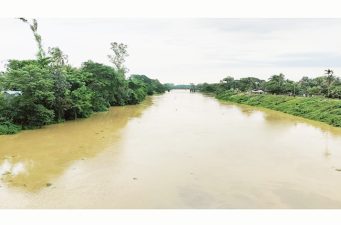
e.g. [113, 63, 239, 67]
[251, 90, 264, 94]
[1, 90, 23, 97]
[189, 83, 196, 92]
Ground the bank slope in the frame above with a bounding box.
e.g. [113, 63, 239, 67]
[216, 92, 341, 127]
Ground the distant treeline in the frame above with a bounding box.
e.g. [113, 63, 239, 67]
[197, 71, 341, 99]
[0, 18, 167, 134]
[196, 72, 341, 127]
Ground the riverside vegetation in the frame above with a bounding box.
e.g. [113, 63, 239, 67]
[197, 72, 341, 127]
[0, 18, 168, 134]
[2, 19, 340, 134]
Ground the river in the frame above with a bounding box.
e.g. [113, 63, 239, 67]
[1, 90, 341, 208]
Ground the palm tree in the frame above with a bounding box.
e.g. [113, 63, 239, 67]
[325, 69, 335, 97]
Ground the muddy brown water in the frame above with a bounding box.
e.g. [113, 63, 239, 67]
[1, 90, 341, 208]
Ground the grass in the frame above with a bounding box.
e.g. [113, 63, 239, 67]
[216, 92, 341, 127]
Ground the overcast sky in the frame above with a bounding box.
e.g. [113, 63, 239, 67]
[1, 18, 341, 84]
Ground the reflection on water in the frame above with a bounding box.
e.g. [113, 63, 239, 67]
[0, 98, 152, 191]
[1, 90, 341, 208]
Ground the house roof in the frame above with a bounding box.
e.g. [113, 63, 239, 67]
[2, 90, 22, 96]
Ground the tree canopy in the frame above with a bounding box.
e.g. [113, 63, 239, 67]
[0, 18, 168, 134]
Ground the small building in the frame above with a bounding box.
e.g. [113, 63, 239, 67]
[2, 90, 22, 97]
[251, 90, 265, 94]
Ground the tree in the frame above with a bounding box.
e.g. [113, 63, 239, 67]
[127, 74, 166, 103]
[298, 76, 312, 96]
[81, 61, 130, 109]
[64, 66, 93, 119]
[127, 76, 148, 104]
[238, 77, 264, 91]
[48, 47, 68, 68]
[329, 85, 341, 99]
[108, 42, 129, 73]
[18, 18, 46, 60]
[265, 73, 287, 94]
[221, 76, 235, 90]
[325, 69, 336, 97]
[48, 47, 71, 121]
[1, 60, 55, 127]
[129, 75, 166, 95]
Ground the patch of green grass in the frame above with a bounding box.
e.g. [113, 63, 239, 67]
[217, 92, 341, 127]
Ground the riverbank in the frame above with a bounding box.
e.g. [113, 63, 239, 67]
[216, 91, 341, 127]
[0, 92, 159, 136]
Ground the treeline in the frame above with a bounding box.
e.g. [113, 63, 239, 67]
[195, 71, 341, 127]
[0, 19, 167, 134]
[197, 71, 341, 99]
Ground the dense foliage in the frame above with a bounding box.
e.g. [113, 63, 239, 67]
[0, 18, 167, 134]
[0, 58, 166, 134]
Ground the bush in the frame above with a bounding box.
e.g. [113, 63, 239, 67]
[0, 121, 21, 135]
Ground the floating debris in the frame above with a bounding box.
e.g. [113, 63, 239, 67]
[133, 177, 138, 180]
[46, 183, 52, 187]
[335, 169, 341, 172]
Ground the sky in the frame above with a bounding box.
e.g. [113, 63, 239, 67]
[1, 18, 341, 84]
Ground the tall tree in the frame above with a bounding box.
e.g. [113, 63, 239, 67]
[48, 47, 71, 121]
[108, 42, 129, 73]
[325, 69, 336, 97]
[18, 18, 46, 60]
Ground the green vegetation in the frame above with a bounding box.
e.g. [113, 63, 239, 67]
[197, 72, 341, 127]
[197, 72, 341, 98]
[217, 92, 341, 127]
[0, 18, 167, 135]
[0, 121, 22, 134]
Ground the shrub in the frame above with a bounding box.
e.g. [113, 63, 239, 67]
[0, 121, 21, 135]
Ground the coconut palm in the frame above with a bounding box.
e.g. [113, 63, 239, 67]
[325, 69, 335, 97]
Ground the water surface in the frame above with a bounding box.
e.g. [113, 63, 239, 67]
[1, 90, 341, 208]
